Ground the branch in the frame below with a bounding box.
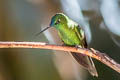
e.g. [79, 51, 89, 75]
[0, 41, 120, 74]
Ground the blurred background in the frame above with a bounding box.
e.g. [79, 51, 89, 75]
[0, 0, 120, 80]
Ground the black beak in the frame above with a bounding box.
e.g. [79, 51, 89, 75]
[36, 26, 51, 36]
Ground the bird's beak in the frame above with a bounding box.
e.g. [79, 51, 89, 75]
[36, 26, 51, 36]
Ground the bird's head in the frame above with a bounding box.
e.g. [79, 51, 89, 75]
[50, 13, 67, 29]
[36, 13, 77, 35]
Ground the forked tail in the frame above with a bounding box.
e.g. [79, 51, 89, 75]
[71, 52, 98, 77]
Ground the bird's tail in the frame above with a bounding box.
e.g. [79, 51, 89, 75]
[71, 52, 98, 77]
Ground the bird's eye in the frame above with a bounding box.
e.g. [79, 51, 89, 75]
[55, 19, 61, 25]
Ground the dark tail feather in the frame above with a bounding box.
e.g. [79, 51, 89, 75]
[71, 52, 98, 77]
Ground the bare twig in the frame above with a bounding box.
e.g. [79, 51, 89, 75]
[0, 41, 120, 73]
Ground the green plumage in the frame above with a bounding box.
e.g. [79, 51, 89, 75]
[50, 13, 98, 77]
[50, 13, 86, 46]
[40, 13, 98, 77]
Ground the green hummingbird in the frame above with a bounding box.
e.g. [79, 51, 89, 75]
[38, 13, 98, 77]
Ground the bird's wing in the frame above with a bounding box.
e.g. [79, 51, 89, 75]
[71, 26, 98, 77]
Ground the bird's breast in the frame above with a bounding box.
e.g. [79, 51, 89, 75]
[58, 28, 81, 46]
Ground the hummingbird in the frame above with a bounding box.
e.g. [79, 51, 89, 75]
[37, 13, 98, 77]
